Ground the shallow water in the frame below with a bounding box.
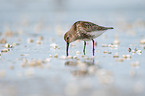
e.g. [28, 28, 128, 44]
[0, 0, 145, 96]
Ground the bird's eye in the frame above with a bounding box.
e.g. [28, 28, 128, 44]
[67, 37, 69, 40]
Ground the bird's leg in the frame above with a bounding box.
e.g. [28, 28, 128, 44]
[83, 41, 86, 55]
[92, 39, 95, 56]
[66, 43, 69, 56]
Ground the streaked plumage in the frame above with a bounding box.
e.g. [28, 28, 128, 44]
[64, 21, 114, 56]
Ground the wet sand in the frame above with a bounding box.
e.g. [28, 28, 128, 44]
[0, 0, 145, 96]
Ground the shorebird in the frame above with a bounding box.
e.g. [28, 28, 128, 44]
[64, 21, 114, 56]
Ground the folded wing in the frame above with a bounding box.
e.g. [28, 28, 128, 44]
[77, 21, 113, 32]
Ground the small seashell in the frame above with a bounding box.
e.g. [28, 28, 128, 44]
[54, 54, 58, 58]
[60, 55, 67, 59]
[5, 43, 10, 48]
[36, 60, 43, 66]
[132, 50, 136, 53]
[135, 48, 138, 52]
[27, 38, 34, 43]
[38, 36, 43, 40]
[50, 43, 58, 49]
[113, 53, 119, 58]
[136, 50, 142, 55]
[9, 45, 13, 48]
[114, 40, 120, 45]
[140, 39, 145, 44]
[126, 55, 131, 58]
[36, 40, 42, 45]
[1, 49, 9, 53]
[108, 52, 112, 54]
[90, 56, 94, 60]
[67, 56, 73, 59]
[104, 51, 108, 53]
[81, 55, 84, 57]
[102, 44, 108, 47]
[96, 50, 100, 52]
[111, 44, 118, 48]
[84, 56, 89, 60]
[76, 51, 81, 55]
[122, 55, 127, 58]
[73, 56, 78, 59]
[128, 48, 131, 52]
[45, 58, 51, 62]
[29, 60, 36, 66]
[49, 54, 52, 58]
[137, 50, 142, 53]
[12, 43, 17, 47]
[118, 58, 124, 62]
[103, 51, 111, 54]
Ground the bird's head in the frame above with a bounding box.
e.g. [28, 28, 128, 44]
[64, 32, 75, 43]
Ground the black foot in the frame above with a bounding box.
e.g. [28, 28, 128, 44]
[92, 39, 95, 56]
[83, 41, 86, 55]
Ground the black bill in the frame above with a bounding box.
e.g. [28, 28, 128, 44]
[66, 42, 69, 56]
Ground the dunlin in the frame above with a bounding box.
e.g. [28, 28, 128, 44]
[64, 21, 114, 56]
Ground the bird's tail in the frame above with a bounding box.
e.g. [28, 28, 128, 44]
[106, 27, 114, 29]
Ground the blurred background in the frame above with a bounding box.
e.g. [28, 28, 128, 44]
[0, 0, 145, 25]
[0, 0, 145, 96]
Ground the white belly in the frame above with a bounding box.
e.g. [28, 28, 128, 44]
[88, 31, 105, 38]
[82, 31, 106, 41]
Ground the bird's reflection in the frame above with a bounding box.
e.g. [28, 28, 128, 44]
[65, 58, 100, 77]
